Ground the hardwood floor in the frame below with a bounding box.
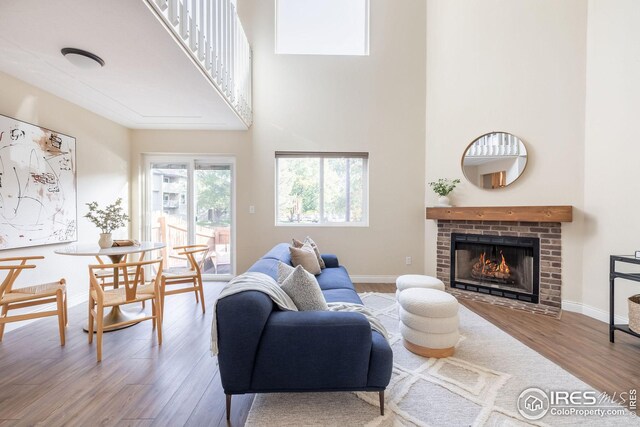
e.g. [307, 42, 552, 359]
[0, 282, 253, 427]
[460, 298, 640, 398]
[1, 282, 639, 426]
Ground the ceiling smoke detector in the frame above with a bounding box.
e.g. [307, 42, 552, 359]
[61, 48, 105, 69]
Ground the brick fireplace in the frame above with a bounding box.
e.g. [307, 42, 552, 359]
[436, 220, 561, 315]
[427, 206, 572, 317]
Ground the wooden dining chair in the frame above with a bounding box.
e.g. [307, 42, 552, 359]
[160, 245, 211, 316]
[88, 258, 163, 362]
[93, 250, 150, 307]
[0, 256, 67, 345]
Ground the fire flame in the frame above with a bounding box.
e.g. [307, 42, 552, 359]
[498, 252, 510, 274]
[478, 251, 511, 274]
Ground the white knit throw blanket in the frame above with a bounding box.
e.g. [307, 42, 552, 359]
[326, 302, 389, 341]
[210, 272, 389, 356]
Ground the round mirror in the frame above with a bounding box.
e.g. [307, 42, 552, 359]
[461, 132, 528, 189]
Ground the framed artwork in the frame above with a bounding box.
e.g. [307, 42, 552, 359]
[0, 113, 77, 250]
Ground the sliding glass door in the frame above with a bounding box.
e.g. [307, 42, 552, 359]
[144, 155, 235, 279]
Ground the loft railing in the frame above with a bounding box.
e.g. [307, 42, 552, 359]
[145, 0, 252, 126]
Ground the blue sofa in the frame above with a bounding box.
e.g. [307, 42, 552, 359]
[216, 243, 393, 419]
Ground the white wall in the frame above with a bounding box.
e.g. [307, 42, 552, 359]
[0, 71, 130, 326]
[425, 0, 588, 304]
[131, 0, 427, 278]
[239, 0, 426, 277]
[582, 0, 640, 319]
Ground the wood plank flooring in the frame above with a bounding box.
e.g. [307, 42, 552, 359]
[1, 283, 639, 426]
[460, 298, 640, 398]
[0, 281, 253, 427]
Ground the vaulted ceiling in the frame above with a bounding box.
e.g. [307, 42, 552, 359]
[0, 0, 247, 130]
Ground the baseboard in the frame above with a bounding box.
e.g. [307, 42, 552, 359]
[562, 299, 628, 324]
[350, 275, 397, 284]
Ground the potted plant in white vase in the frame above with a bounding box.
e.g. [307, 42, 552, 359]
[85, 198, 129, 248]
[428, 178, 461, 207]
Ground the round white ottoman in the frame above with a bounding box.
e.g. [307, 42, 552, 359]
[395, 274, 445, 300]
[398, 288, 459, 358]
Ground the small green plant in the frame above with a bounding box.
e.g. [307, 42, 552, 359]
[85, 198, 129, 234]
[428, 178, 461, 197]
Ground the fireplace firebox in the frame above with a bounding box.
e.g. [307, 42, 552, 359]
[450, 233, 540, 303]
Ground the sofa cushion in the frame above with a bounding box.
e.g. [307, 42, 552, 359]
[280, 265, 328, 311]
[320, 254, 340, 269]
[262, 243, 293, 264]
[289, 244, 321, 275]
[247, 258, 279, 280]
[250, 310, 371, 391]
[322, 288, 363, 305]
[316, 266, 355, 291]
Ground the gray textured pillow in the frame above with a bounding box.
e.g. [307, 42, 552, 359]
[304, 236, 326, 269]
[289, 243, 321, 275]
[277, 261, 296, 284]
[280, 265, 328, 311]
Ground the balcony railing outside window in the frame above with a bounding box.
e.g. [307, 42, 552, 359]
[147, 0, 252, 126]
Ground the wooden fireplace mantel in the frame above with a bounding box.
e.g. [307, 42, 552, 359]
[426, 205, 573, 223]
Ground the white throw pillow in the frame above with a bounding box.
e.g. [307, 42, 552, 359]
[277, 261, 296, 284]
[280, 265, 328, 311]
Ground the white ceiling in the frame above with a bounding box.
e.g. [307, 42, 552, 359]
[0, 0, 247, 130]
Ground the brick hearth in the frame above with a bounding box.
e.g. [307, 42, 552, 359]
[436, 220, 562, 316]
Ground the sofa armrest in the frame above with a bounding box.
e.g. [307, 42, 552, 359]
[216, 291, 275, 393]
[250, 311, 373, 391]
[321, 254, 340, 268]
[367, 331, 393, 388]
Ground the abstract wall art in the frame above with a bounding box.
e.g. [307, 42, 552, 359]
[0, 114, 77, 250]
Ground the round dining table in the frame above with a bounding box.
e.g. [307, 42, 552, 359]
[54, 242, 165, 332]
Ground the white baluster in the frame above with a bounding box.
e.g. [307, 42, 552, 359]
[198, 0, 205, 60]
[215, 0, 220, 83]
[189, 0, 197, 52]
[179, 0, 188, 40]
[169, 0, 178, 25]
[206, 0, 213, 70]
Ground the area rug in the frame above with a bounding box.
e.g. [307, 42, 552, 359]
[245, 292, 638, 426]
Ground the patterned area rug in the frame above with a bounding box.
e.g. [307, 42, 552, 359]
[245, 293, 637, 426]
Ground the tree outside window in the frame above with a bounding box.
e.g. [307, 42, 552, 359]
[276, 153, 368, 226]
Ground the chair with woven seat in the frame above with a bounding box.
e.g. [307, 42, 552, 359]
[93, 250, 151, 308]
[0, 256, 67, 345]
[160, 244, 211, 316]
[88, 258, 163, 362]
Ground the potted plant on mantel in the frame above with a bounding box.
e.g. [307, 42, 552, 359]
[85, 198, 129, 248]
[428, 178, 461, 207]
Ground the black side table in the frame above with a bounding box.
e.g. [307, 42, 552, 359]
[609, 255, 640, 342]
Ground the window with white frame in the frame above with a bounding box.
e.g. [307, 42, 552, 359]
[276, 152, 368, 226]
[275, 0, 370, 56]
